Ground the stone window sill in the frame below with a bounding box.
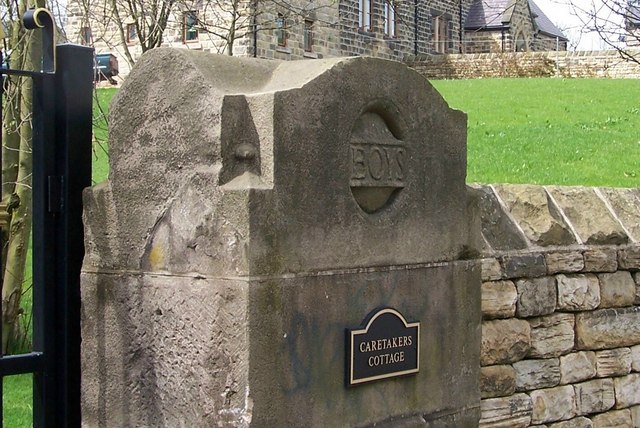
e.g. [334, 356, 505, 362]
[303, 51, 318, 59]
[276, 46, 291, 54]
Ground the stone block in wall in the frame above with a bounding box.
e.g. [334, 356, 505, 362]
[631, 405, 640, 428]
[583, 248, 617, 273]
[501, 254, 547, 279]
[619, 247, 640, 271]
[546, 187, 629, 245]
[513, 358, 560, 391]
[632, 345, 640, 372]
[560, 351, 597, 384]
[635, 273, 640, 305]
[556, 274, 600, 311]
[529, 313, 575, 358]
[482, 258, 503, 281]
[614, 373, 640, 409]
[546, 252, 585, 274]
[530, 385, 576, 424]
[472, 185, 529, 251]
[576, 307, 640, 350]
[590, 409, 631, 427]
[479, 393, 533, 427]
[482, 319, 531, 365]
[516, 277, 557, 317]
[493, 185, 576, 246]
[600, 188, 640, 242]
[548, 416, 593, 428]
[482, 281, 517, 319]
[574, 378, 615, 415]
[596, 348, 632, 377]
[598, 271, 636, 308]
[481, 365, 517, 399]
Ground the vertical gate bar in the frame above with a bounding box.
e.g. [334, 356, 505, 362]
[0, 53, 4, 427]
[31, 70, 56, 427]
[53, 44, 93, 428]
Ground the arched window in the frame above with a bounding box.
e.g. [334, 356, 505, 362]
[515, 32, 528, 51]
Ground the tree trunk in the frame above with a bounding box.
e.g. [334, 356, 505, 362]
[1, 0, 40, 353]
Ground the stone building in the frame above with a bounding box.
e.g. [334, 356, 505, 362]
[65, 0, 566, 78]
[464, 0, 568, 53]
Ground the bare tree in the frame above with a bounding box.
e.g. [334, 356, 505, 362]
[1, 0, 47, 353]
[569, 0, 640, 64]
[73, 0, 336, 71]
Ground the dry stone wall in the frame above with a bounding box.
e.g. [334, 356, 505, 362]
[473, 184, 640, 427]
[408, 49, 640, 79]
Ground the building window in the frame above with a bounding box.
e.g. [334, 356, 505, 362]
[432, 14, 449, 53]
[304, 20, 314, 51]
[80, 26, 91, 45]
[183, 11, 199, 42]
[276, 13, 287, 47]
[126, 23, 137, 43]
[384, 1, 396, 37]
[359, 0, 372, 31]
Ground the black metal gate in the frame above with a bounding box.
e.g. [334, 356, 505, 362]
[0, 8, 93, 427]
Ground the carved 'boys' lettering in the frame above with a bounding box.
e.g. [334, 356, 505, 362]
[368, 147, 384, 180]
[350, 144, 406, 186]
[351, 146, 367, 179]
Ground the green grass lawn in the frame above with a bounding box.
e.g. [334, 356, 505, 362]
[431, 78, 640, 187]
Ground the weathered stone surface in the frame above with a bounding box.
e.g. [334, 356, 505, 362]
[482, 258, 503, 281]
[560, 351, 597, 384]
[546, 252, 585, 274]
[482, 281, 517, 319]
[614, 373, 640, 409]
[529, 313, 575, 358]
[516, 277, 557, 318]
[598, 271, 636, 308]
[596, 348, 632, 377]
[631, 405, 640, 428]
[556, 274, 600, 311]
[629, 406, 640, 428]
[501, 254, 547, 279]
[583, 248, 618, 273]
[481, 365, 517, 399]
[600, 187, 640, 242]
[513, 358, 560, 391]
[548, 417, 593, 428]
[635, 273, 640, 305]
[591, 409, 631, 427]
[482, 319, 531, 365]
[574, 378, 615, 415]
[530, 385, 576, 424]
[493, 185, 576, 246]
[479, 393, 533, 428]
[576, 307, 640, 350]
[619, 246, 640, 270]
[82, 54, 482, 427]
[632, 345, 640, 372]
[546, 187, 629, 245]
[473, 185, 530, 251]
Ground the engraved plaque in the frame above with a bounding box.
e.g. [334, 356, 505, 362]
[346, 308, 420, 387]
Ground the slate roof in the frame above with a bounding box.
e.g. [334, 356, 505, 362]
[465, 0, 569, 41]
[465, 0, 512, 29]
[529, 0, 568, 40]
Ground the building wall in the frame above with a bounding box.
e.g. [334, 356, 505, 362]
[407, 49, 640, 78]
[472, 184, 640, 427]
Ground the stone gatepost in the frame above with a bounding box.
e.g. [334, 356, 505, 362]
[81, 49, 481, 427]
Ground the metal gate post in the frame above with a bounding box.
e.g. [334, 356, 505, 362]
[31, 42, 93, 427]
[52, 43, 93, 427]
